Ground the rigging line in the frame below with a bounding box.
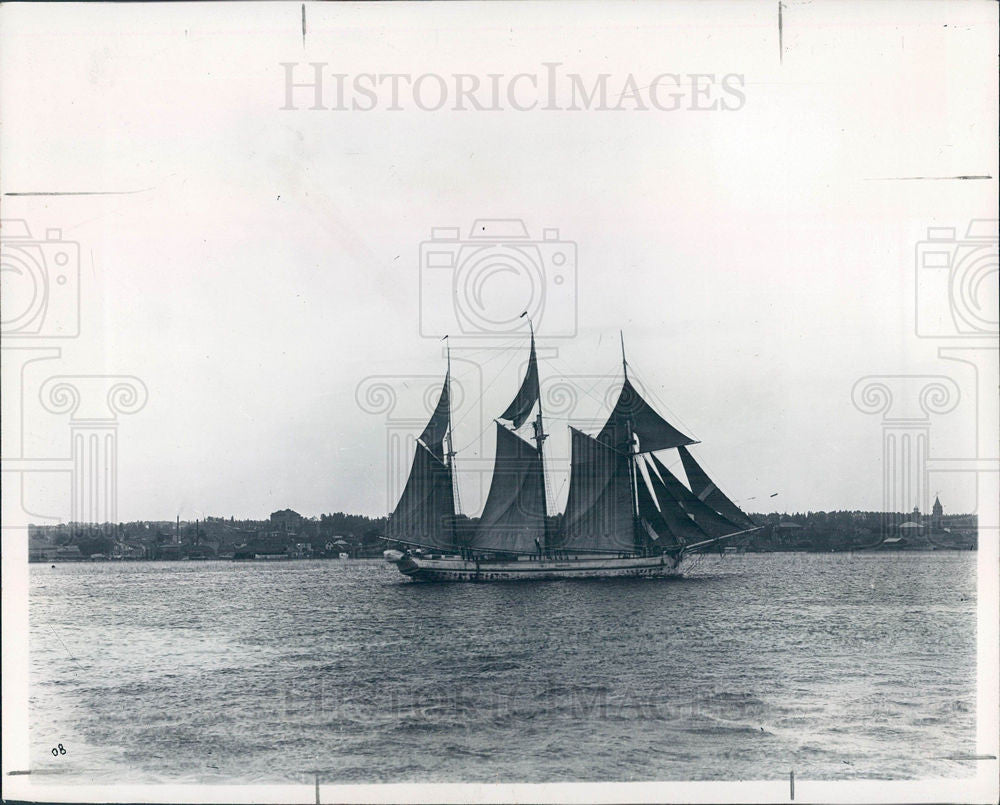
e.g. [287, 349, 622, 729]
[449, 347, 523, 433]
[451, 417, 501, 454]
[541, 447, 556, 521]
[535, 413, 615, 423]
[628, 367, 743, 498]
[450, 346, 521, 371]
[445, 335, 526, 364]
[650, 448, 687, 486]
[447, 337, 533, 385]
[537, 355, 622, 420]
[625, 363, 700, 442]
[538, 353, 619, 404]
[552, 475, 569, 504]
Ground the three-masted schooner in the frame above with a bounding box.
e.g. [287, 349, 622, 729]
[382, 327, 760, 581]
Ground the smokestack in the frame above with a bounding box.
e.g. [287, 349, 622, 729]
[175, 515, 180, 545]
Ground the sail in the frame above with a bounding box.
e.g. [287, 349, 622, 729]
[636, 465, 682, 548]
[561, 427, 636, 553]
[387, 441, 456, 549]
[648, 452, 739, 538]
[500, 334, 539, 430]
[677, 446, 754, 528]
[386, 442, 455, 548]
[642, 456, 710, 544]
[419, 373, 450, 462]
[470, 423, 545, 554]
[597, 377, 696, 453]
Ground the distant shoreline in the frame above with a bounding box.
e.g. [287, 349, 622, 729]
[27, 508, 978, 563]
[30, 546, 977, 565]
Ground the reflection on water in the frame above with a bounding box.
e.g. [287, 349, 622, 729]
[29, 552, 976, 783]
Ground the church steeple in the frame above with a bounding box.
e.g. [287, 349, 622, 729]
[932, 495, 943, 532]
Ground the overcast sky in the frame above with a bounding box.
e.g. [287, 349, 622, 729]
[2, 1, 996, 522]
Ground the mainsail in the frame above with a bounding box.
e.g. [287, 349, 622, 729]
[647, 452, 739, 539]
[677, 445, 754, 528]
[419, 373, 451, 462]
[597, 377, 696, 453]
[388, 367, 457, 549]
[499, 333, 539, 430]
[387, 441, 456, 549]
[470, 423, 546, 554]
[561, 428, 636, 553]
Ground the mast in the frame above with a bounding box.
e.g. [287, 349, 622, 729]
[620, 331, 641, 552]
[443, 336, 461, 543]
[444, 336, 455, 471]
[525, 314, 550, 553]
[486, 312, 548, 556]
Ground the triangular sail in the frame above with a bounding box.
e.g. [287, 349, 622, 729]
[648, 452, 738, 539]
[561, 428, 636, 553]
[419, 373, 450, 462]
[597, 377, 696, 453]
[500, 334, 540, 430]
[642, 455, 710, 544]
[387, 441, 456, 549]
[470, 423, 545, 554]
[677, 446, 754, 528]
[636, 464, 682, 549]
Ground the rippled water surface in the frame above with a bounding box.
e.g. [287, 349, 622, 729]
[29, 552, 976, 783]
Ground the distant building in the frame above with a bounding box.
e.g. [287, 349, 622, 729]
[323, 537, 354, 557]
[234, 535, 289, 559]
[291, 542, 314, 559]
[774, 521, 804, 546]
[184, 543, 217, 560]
[29, 546, 57, 563]
[931, 496, 943, 532]
[158, 544, 183, 560]
[270, 509, 303, 532]
[113, 541, 148, 560]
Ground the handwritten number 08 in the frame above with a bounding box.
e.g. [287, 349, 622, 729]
[51, 743, 66, 756]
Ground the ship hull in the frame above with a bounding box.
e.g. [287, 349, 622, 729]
[386, 552, 688, 582]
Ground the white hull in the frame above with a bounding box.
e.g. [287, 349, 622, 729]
[385, 551, 688, 582]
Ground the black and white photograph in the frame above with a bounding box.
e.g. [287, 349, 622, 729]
[1, 2, 997, 803]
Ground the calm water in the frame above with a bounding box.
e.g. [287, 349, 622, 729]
[29, 552, 977, 783]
